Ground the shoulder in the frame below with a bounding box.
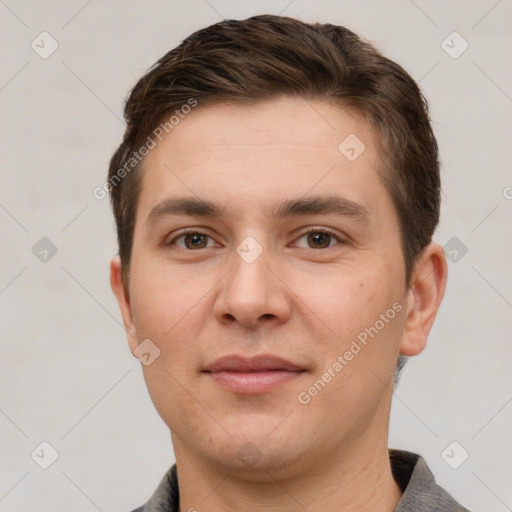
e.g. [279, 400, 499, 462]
[390, 449, 471, 512]
[129, 465, 179, 512]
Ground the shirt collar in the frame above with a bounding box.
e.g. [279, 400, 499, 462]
[138, 450, 469, 512]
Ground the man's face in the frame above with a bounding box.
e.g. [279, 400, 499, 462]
[115, 97, 415, 476]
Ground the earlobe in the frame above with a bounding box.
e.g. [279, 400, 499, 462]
[400, 243, 448, 356]
[110, 256, 139, 353]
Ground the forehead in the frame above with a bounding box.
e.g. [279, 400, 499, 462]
[154, 97, 375, 161]
[137, 96, 392, 222]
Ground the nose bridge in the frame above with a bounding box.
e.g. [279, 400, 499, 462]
[214, 240, 291, 327]
[232, 246, 270, 294]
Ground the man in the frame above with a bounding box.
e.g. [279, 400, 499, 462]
[108, 14, 469, 512]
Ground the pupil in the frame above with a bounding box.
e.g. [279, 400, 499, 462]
[308, 232, 330, 248]
[186, 234, 206, 248]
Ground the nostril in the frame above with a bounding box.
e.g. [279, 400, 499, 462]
[260, 314, 275, 321]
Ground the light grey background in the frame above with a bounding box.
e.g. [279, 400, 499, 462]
[1, 1, 511, 511]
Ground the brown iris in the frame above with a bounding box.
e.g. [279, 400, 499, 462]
[184, 233, 208, 249]
[307, 232, 331, 249]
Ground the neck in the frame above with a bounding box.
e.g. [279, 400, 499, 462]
[173, 428, 402, 512]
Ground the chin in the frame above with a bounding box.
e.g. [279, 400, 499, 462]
[208, 423, 310, 473]
[207, 443, 308, 482]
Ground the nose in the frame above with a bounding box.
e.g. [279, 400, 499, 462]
[213, 248, 292, 329]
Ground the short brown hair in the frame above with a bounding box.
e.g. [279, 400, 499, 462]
[108, 14, 440, 285]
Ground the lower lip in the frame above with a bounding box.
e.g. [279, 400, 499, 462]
[205, 370, 305, 394]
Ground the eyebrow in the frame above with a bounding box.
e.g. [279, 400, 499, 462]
[146, 197, 223, 225]
[273, 196, 369, 223]
[146, 195, 370, 225]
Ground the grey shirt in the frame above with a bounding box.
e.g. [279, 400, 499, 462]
[132, 450, 470, 511]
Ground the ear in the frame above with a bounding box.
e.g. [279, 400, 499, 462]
[400, 243, 448, 356]
[110, 256, 139, 353]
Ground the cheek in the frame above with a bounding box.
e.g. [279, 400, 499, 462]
[141, 363, 217, 442]
[129, 257, 211, 340]
[128, 265, 219, 417]
[293, 267, 406, 385]
[131, 269, 212, 416]
[293, 271, 390, 341]
[296, 278, 405, 429]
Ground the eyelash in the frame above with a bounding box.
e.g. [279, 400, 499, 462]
[167, 227, 345, 250]
[292, 226, 345, 249]
[167, 229, 219, 249]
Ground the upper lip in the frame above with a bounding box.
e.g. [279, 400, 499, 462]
[203, 355, 304, 373]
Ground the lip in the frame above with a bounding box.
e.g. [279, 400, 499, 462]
[202, 355, 306, 394]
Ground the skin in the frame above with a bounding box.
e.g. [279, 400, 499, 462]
[111, 96, 447, 512]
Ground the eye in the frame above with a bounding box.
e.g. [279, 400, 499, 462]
[294, 230, 341, 249]
[172, 232, 216, 250]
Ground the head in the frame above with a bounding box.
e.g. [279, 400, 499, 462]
[109, 15, 447, 477]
